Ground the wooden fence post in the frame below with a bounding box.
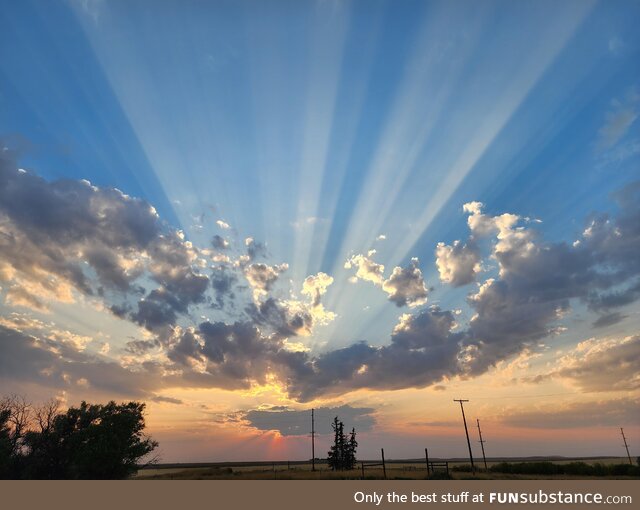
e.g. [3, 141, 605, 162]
[425, 448, 430, 476]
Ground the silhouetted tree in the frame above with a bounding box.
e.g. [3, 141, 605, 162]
[346, 427, 358, 470]
[24, 401, 158, 479]
[327, 416, 357, 470]
[0, 396, 157, 479]
[0, 408, 12, 478]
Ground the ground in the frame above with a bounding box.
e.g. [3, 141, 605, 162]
[134, 458, 639, 480]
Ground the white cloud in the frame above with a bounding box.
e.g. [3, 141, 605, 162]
[345, 253, 428, 308]
[435, 239, 481, 286]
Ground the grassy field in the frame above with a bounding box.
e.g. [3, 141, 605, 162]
[134, 457, 639, 480]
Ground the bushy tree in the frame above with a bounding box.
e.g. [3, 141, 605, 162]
[0, 396, 157, 479]
[327, 416, 357, 470]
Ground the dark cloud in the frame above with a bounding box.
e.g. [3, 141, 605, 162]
[211, 235, 229, 250]
[246, 298, 313, 339]
[0, 324, 161, 398]
[245, 237, 267, 261]
[592, 312, 627, 328]
[0, 154, 209, 328]
[382, 258, 428, 307]
[284, 307, 464, 401]
[239, 405, 376, 436]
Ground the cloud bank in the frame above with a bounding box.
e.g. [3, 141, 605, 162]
[2, 152, 639, 402]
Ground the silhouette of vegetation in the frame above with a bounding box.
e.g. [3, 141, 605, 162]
[327, 416, 357, 470]
[0, 408, 13, 478]
[426, 470, 453, 479]
[490, 461, 640, 477]
[451, 463, 473, 472]
[0, 395, 157, 479]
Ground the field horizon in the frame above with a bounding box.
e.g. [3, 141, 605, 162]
[135, 456, 639, 480]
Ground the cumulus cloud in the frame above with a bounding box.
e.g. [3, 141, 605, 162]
[344, 253, 385, 285]
[246, 273, 336, 339]
[435, 239, 481, 286]
[447, 184, 640, 376]
[345, 253, 428, 307]
[382, 258, 428, 307]
[0, 154, 209, 331]
[244, 262, 288, 300]
[3, 151, 640, 403]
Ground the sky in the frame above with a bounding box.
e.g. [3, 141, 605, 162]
[0, 0, 639, 463]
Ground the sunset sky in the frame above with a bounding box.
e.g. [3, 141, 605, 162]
[1, 0, 639, 463]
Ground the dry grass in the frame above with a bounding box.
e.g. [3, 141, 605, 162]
[134, 458, 637, 480]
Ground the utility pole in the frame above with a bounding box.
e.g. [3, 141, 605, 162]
[454, 399, 475, 473]
[477, 418, 487, 470]
[311, 408, 316, 471]
[425, 447, 430, 476]
[621, 428, 632, 465]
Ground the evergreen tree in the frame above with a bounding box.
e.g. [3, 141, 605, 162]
[346, 427, 358, 470]
[327, 416, 358, 470]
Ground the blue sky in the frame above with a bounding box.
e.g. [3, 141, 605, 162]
[1, 0, 639, 460]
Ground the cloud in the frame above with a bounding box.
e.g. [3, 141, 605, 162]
[244, 262, 288, 301]
[552, 335, 640, 392]
[345, 253, 428, 308]
[210, 266, 237, 309]
[344, 253, 384, 285]
[285, 306, 463, 401]
[382, 258, 428, 308]
[211, 235, 229, 250]
[0, 154, 209, 331]
[3, 153, 640, 403]
[435, 239, 481, 286]
[216, 219, 231, 230]
[0, 324, 162, 398]
[500, 398, 639, 429]
[451, 184, 640, 375]
[301, 272, 333, 306]
[151, 395, 184, 405]
[239, 405, 376, 436]
[592, 312, 627, 329]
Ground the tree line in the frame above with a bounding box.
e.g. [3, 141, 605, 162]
[0, 395, 157, 479]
